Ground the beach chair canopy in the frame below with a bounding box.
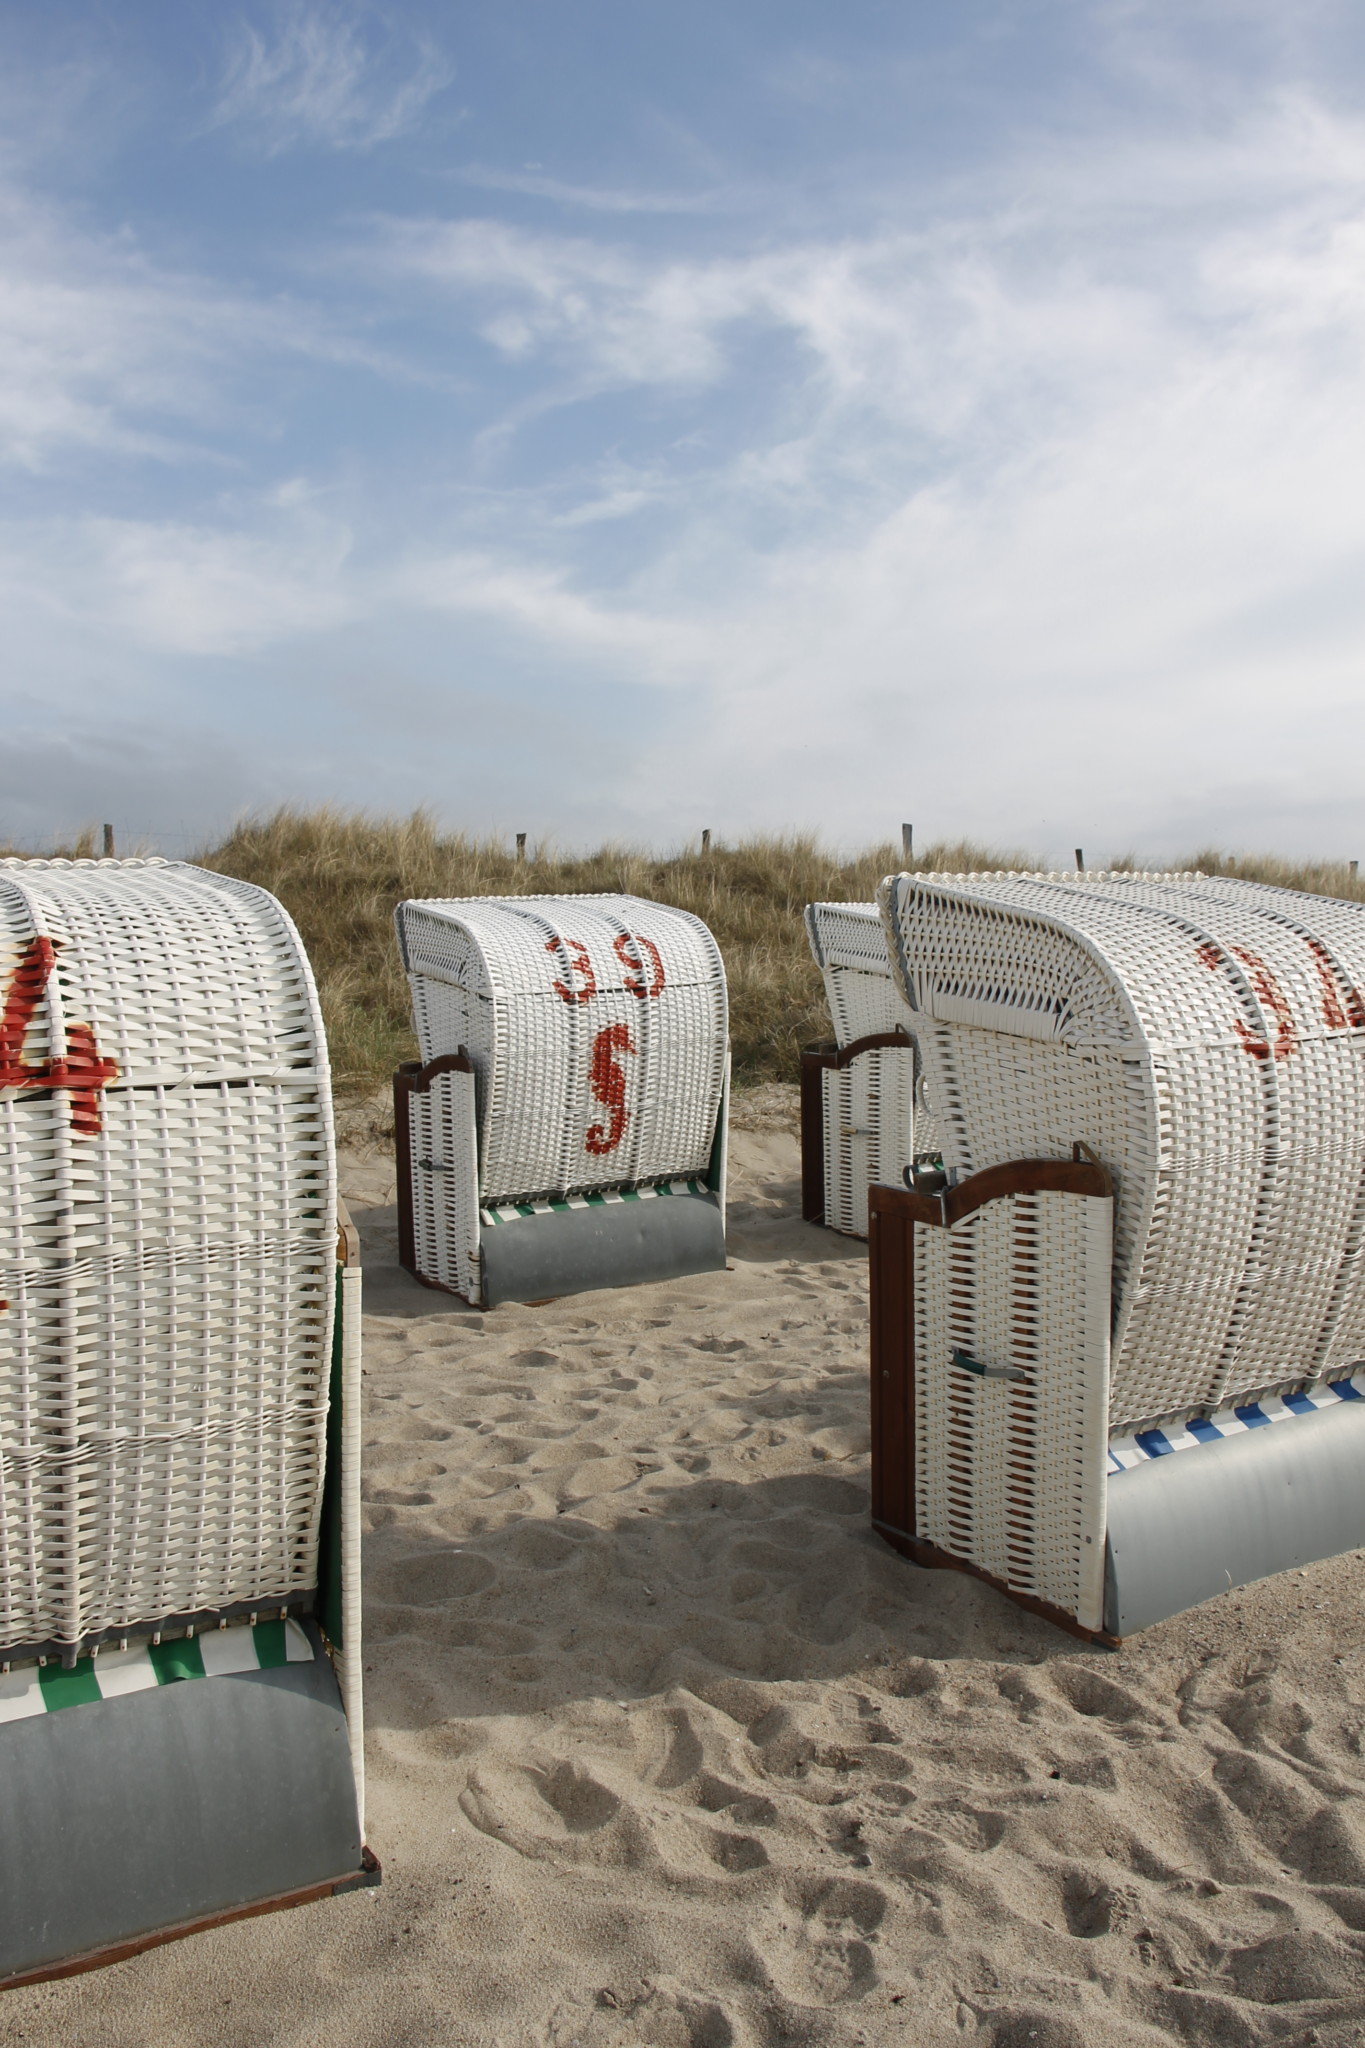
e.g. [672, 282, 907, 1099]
[878, 869, 1365, 1435]
[801, 900, 939, 1237]
[396, 894, 728, 1207]
[0, 858, 335, 1662]
[804, 901, 914, 1045]
[0, 859, 375, 1987]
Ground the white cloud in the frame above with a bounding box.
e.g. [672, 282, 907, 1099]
[0, 185, 247, 469]
[6, 45, 1365, 860]
[212, 3, 453, 155]
[0, 175, 428, 472]
[455, 165, 724, 216]
[392, 549, 703, 664]
[360, 91, 1365, 854]
[0, 497, 358, 659]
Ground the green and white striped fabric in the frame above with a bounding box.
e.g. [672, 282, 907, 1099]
[0, 1618, 313, 1723]
[480, 1177, 711, 1227]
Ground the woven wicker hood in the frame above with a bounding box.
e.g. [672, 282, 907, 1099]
[879, 870, 1365, 1430]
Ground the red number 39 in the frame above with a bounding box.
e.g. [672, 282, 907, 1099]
[612, 932, 664, 999]
[547, 936, 597, 1004]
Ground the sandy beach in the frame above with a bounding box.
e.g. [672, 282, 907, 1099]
[8, 1094, 1365, 2047]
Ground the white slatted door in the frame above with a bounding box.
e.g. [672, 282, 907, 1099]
[407, 1068, 481, 1303]
[821, 1045, 916, 1238]
[913, 1187, 1112, 1627]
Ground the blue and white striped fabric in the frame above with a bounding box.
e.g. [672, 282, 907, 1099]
[1108, 1370, 1365, 1474]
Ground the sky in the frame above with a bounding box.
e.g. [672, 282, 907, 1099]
[3, 1, 1365, 861]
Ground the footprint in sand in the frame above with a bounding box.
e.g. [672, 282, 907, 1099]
[757, 1876, 886, 2007]
[382, 1549, 497, 1603]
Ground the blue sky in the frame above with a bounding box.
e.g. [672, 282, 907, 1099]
[3, 1, 1365, 859]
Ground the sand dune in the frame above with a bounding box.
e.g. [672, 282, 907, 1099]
[9, 1099, 1365, 2046]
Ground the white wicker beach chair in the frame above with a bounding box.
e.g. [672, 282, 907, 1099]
[0, 859, 373, 1988]
[394, 895, 729, 1306]
[801, 903, 941, 1236]
[869, 869, 1365, 1640]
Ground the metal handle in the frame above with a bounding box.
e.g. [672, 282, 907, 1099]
[951, 1347, 1028, 1383]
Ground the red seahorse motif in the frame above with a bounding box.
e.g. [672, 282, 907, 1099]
[0, 935, 119, 1134]
[613, 931, 665, 999]
[585, 1021, 635, 1156]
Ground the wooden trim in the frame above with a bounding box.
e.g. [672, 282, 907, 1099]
[400, 1052, 476, 1088]
[869, 1153, 1112, 1232]
[827, 1028, 913, 1072]
[393, 1054, 475, 1279]
[804, 1028, 913, 1076]
[0, 1849, 382, 1993]
[799, 1045, 834, 1223]
[868, 1199, 915, 1539]
[335, 1197, 359, 1269]
[393, 1063, 419, 1275]
[871, 1524, 1121, 1651]
[800, 1032, 915, 1225]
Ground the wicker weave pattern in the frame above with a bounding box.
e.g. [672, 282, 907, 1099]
[821, 1054, 915, 1238]
[804, 902, 915, 1046]
[0, 859, 335, 1656]
[397, 896, 727, 1207]
[881, 870, 1365, 1431]
[805, 902, 938, 1236]
[406, 1066, 481, 1300]
[913, 1189, 1112, 1628]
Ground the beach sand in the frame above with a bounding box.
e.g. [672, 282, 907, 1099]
[8, 1095, 1365, 2046]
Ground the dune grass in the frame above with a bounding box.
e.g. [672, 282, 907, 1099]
[195, 810, 1048, 1095]
[14, 811, 1365, 1097]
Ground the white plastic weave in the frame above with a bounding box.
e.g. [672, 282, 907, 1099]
[819, 1055, 914, 1239]
[0, 858, 335, 1655]
[805, 902, 937, 1236]
[881, 870, 1365, 1433]
[913, 1189, 1112, 1629]
[405, 1064, 481, 1300]
[805, 902, 915, 1045]
[396, 895, 728, 1207]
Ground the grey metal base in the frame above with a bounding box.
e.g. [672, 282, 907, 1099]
[1105, 1396, 1365, 1637]
[481, 1187, 726, 1307]
[0, 1623, 365, 1983]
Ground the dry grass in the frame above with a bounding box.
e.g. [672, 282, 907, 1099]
[192, 810, 1039, 1094]
[12, 810, 1365, 1097]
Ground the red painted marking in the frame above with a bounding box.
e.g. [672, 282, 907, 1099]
[547, 936, 597, 1005]
[613, 932, 665, 1000]
[1303, 935, 1365, 1032]
[585, 1021, 634, 1156]
[0, 934, 57, 1070]
[1197, 940, 1297, 1060]
[0, 936, 119, 1134]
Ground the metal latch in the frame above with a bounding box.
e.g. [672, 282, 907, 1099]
[417, 1158, 451, 1173]
[951, 1348, 1028, 1383]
